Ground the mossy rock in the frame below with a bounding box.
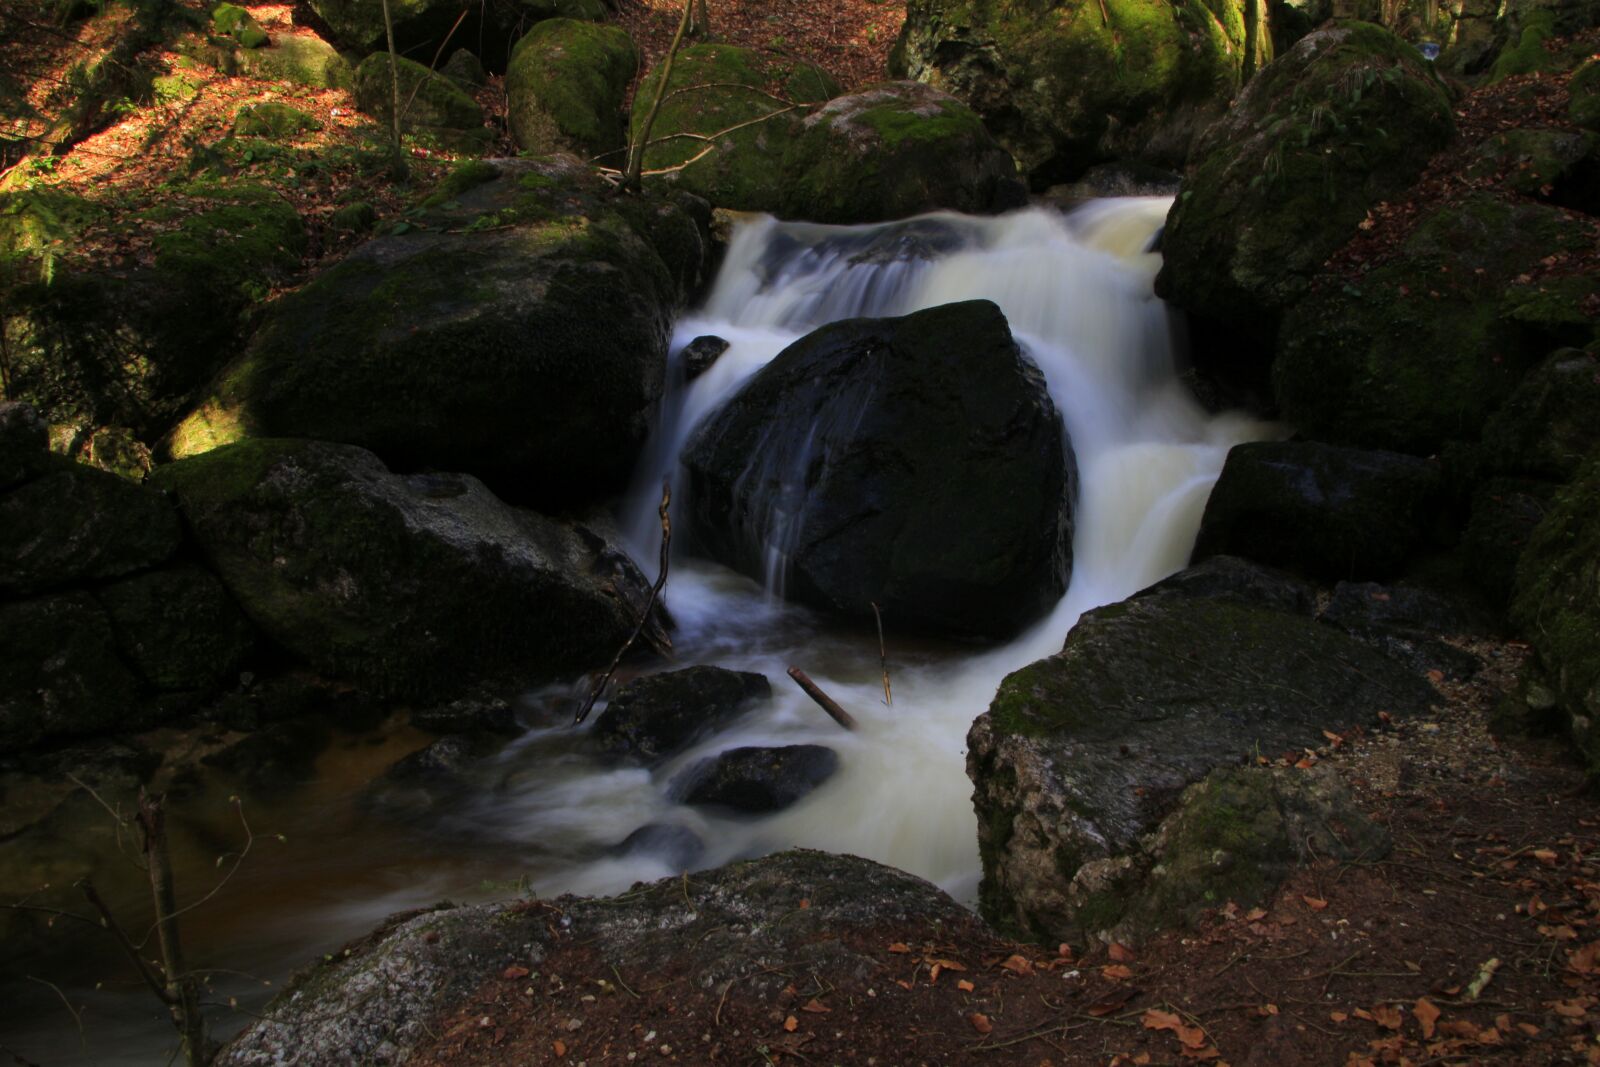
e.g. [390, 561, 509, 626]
[232, 35, 354, 90]
[152, 438, 665, 699]
[440, 47, 486, 89]
[152, 69, 205, 104]
[3, 183, 306, 438]
[0, 187, 106, 262]
[96, 563, 256, 692]
[630, 43, 839, 212]
[1275, 195, 1598, 455]
[1478, 346, 1600, 481]
[354, 53, 488, 150]
[310, 0, 481, 53]
[893, 0, 1266, 184]
[1466, 127, 1599, 211]
[329, 200, 378, 232]
[777, 81, 1024, 224]
[1573, 59, 1600, 130]
[1157, 21, 1455, 349]
[212, 2, 269, 48]
[1464, 476, 1554, 609]
[514, 0, 608, 20]
[969, 581, 1435, 941]
[233, 101, 322, 137]
[1510, 452, 1600, 775]
[167, 159, 705, 506]
[505, 18, 637, 159]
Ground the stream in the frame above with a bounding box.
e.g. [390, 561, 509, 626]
[0, 198, 1273, 1065]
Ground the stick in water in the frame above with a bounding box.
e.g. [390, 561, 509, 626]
[870, 601, 892, 706]
[573, 480, 672, 726]
[787, 666, 858, 731]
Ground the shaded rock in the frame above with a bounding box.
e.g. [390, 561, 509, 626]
[216, 850, 976, 1067]
[631, 43, 840, 211]
[0, 593, 141, 751]
[613, 822, 704, 869]
[0, 455, 180, 595]
[1066, 765, 1387, 942]
[672, 745, 839, 812]
[1046, 161, 1182, 203]
[51, 423, 154, 482]
[152, 439, 666, 700]
[505, 18, 636, 158]
[439, 48, 486, 89]
[1191, 441, 1444, 582]
[680, 334, 729, 381]
[96, 564, 256, 692]
[1319, 581, 1489, 678]
[683, 299, 1074, 639]
[1157, 22, 1455, 348]
[410, 697, 519, 736]
[0, 402, 50, 490]
[1511, 453, 1600, 774]
[1276, 196, 1598, 455]
[168, 159, 703, 506]
[1478, 347, 1600, 482]
[969, 588, 1437, 941]
[1464, 477, 1554, 610]
[779, 81, 1025, 224]
[1574, 58, 1600, 130]
[384, 734, 502, 783]
[202, 717, 334, 791]
[354, 54, 488, 152]
[1466, 128, 1600, 213]
[589, 666, 771, 765]
[1134, 553, 1317, 616]
[893, 0, 1267, 184]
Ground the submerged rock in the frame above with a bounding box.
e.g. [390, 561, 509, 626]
[216, 850, 976, 1066]
[672, 745, 840, 812]
[683, 299, 1075, 639]
[153, 438, 666, 701]
[969, 584, 1437, 942]
[613, 821, 705, 869]
[680, 335, 730, 381]
[1191, 440, 1444, 582]
[589, 666, 771, 765]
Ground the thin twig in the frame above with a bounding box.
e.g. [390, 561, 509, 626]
[26, 975, 84, 1050]
[574, 480, 672, 725]
[141, 796, 253, 939]
[78, 879, 174, 1006]
[871, 601, 892, 706]
[610, 964, 640, 999]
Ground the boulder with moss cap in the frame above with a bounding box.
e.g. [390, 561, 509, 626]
[506, 18, 637, 160]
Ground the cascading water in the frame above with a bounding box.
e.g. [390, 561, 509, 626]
[0, 198, 1275, 1067]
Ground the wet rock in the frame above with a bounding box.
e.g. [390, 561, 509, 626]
[153, 439, 666, 701]
[0, 454, 181, 595]
[613, 822, 705, 870]
[672, 745, 839, 812]
[1319, 581, 1489, 679]
[1134, 554, 1317, 616]
[1192, 441, 1445, 582]
[202, 718, 334, 791]
[969, 586, 1437, 942]
[680, 335, 730, 381]
[216, 850, 975, 1067]
[0, 593, 141, 751]
[410, 697, 519, 736]
[385, 735, 503, 783]
[0, 402, 50, 490]
[684, 299, 1075, 639]
[589, 666, 771, 765]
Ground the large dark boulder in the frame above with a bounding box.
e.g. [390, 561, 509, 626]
[168, 158, 708, 506]
[589, 666, 771, 764]
[1191, 440, 1444, 582]
[1275, 196, 1599, 455]
[216, 850, 978, 1067]
[1157, 22, 1455, 348]
[1477, 346, 1600, 483]
[0, 454, 181, 596]
[152, 438, 666, 700]
[683, 299, 1074, 639]
[892, 0, 1268, 184]
[95, 564, 257, 692]
[0, 402, 50, 490]
[0, 593, 141, 751]
[505, 18, 637, 159]
[671, 745, 840, 812]
[969, 584, 1437, 941]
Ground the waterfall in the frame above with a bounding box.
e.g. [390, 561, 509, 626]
[490, 200, 1276, 903]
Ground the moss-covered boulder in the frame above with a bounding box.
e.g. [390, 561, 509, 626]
[1157, 21, 1455, 349]
[1510, 452, 1600, 774]
[1464, 477, 1553, 610]
[777, 81, 1024, 224]
[1573, 59, 1600, 130]
[505, 18, 636, 160]
[1191, 440, 1445, 581]
[1477, 347, 1600, 482]
[0, 454, 181, 596]
[354, 53, 488, 150]
[514, 0, 608, 20]
[631, 43, 840, 211]
[167, 158, 706, 505]
[233, 101, 322, 137]
[96, 564, 256, 692]
[892, 0, 1269, 184]
[230, 34, 354, 89]
[212, 2, 268, 48]
[310, 0, 482, 54]
[152, 438, 667, 700]
[1466, 128, 1599, 213]
[3, 183, 305, 440]
[0, 593, 141, 751]
[682, 300, 1075, 640]
[969, 580, 1436, 942]
[1275, 195, 1599, 454]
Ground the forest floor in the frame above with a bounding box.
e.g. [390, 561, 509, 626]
[399, 639, 1600, 1066]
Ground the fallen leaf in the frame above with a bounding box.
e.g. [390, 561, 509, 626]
[1571, 942, 1600, 975]
[1353, 1008, 1376, 1022]
[1551, 998, 1590, 1018]
[1102, 964, 1134, 981]
[1058, 943, 1075, 960]
[930, 958, 968, 972]
[968, 1012, 993, 1035]
[1540, 924, 1579, 941]
[1414, 998, 1440, 1039]
[801, 999, 830, 1014]
[502, 965, 529, 980]
[783, 1015, 798, 1032]
[1001, 954, 1035, 976]
[1303, 896, 1329, 912]
[958, 979, 975, 992]
[1246, 907, 1268, 922]
[1533, 849, 1560, 867]
[1143, 1008, 1209, 1049]
[553, 1038, 567, 1057]
[1109, 943, 1136, 963]
[798, 898, 809, 909]
[1330, 1011, 1349, 1023]
[1180, 1046, 1221, 1061]
[1259, 1003, 1280, 1016]
[1087, 988, 1139, 1016]
[888, 942, 911, 954]
[1373, 1004, 1403, 1030]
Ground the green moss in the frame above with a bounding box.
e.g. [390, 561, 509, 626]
[233, 102, 322, 137]
[1489, 9, 1557, 81]
[354, 53, 483, 143]
[1573, 60, 1600, 131]
[212, 2, 268, 48]
[505, 19, 637, 159]
[421, 159, 500, 207]
[152, 70, 204, 104]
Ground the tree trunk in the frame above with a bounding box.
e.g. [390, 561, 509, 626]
[621, 0, 695, 193]
[379, 0, 408, 180]
[138, 793, 209, 1067]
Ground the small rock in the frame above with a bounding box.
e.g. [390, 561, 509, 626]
[672, 745, 839, 812]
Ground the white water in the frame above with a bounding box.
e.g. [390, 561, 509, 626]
[464, 200, 1274, 904]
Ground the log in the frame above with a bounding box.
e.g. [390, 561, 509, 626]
[787, 666, 858, 731]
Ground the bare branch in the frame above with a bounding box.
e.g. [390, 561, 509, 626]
[25, 975, 85, 1051]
